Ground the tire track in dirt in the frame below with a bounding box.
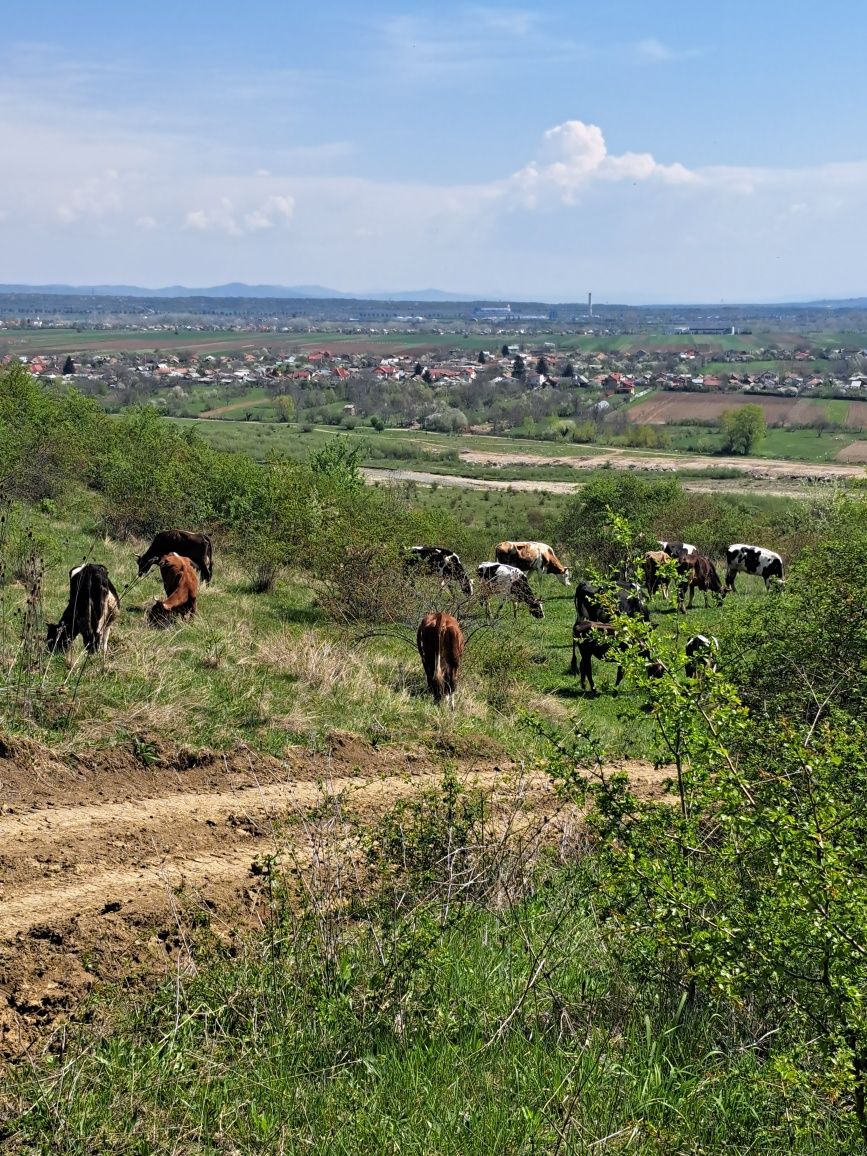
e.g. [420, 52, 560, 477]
[0, 769, 524, 937]
[0, 733, 667, 1058]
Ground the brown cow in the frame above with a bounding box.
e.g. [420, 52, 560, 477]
[147, 553, 199, 627]
[416, 612, 465, 708]
[677, 554, 725, 611]
[642, 550, 673, 598]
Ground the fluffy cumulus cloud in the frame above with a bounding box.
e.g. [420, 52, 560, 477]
[507, 120, 697, 206]
[184, 194, 294, 237]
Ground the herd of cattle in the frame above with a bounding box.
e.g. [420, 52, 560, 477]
[44, 529, 782, 711]
[413, 539, 783, 706]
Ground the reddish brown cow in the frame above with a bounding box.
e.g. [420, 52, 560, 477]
[416, 612, 464, 708]
[147, 553, 199, 627]
[677, 554, 725, 611]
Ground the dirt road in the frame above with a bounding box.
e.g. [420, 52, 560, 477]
[0, 730, 667, 1058]
[361, 443, 864, 499]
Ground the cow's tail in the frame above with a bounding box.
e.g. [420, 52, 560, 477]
[202, 535, 213, 583]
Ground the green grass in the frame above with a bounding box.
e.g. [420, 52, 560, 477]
[7, 849, 858, 1153]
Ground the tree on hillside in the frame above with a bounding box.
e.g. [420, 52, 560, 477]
[413, 362, 423, 377]
[536, 356, 549, 376]
[563, 362, 575, 379]
[720, 404, 765, 454]
[275, 395, 295, 423]
[477, 350, 487, 364]
[512, 355, 526, 380]
[501, 343, 510, 357]
[62, 356, 76, 376]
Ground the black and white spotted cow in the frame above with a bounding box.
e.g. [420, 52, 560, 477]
[724, 544, 784, 592]
[476, 562, 544, 619]
[658, 540, 697, 558]
[46, 563, 120, 656]
[405, 546, 473, 597]
[684, 634, 719, 678]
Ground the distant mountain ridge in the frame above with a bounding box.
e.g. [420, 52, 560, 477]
[0, 282, 492, 303]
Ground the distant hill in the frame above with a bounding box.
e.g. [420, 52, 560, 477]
[0, 282, 492, 303]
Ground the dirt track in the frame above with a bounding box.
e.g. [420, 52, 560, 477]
[0, 729, 668, 1059]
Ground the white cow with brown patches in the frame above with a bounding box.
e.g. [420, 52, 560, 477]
[494, 541, 570, 586]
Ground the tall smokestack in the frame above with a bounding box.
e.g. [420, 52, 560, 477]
[588, 291, 592, 318]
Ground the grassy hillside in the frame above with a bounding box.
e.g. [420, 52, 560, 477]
[6, 364, 867, 1151]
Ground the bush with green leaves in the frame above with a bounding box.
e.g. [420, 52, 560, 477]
[549, 607, 867, 1141]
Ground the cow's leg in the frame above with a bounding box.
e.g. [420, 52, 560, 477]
[580, 652, 595, 693]
[725, 568, 737, 592]
[614, 664, 624, 687]
[570, 639, 579, 676]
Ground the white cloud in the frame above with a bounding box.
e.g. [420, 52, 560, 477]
[507, 120, 697, 205]
[184, 193, 295, 237]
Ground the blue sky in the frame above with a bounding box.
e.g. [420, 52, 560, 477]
[2, 1, 867, 302]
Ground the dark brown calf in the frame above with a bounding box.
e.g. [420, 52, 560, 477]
[417, 612, 465, 708]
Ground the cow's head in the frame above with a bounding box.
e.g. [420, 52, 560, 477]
[529, 599, 544, 619]
[135, 554, 149, 577]
[46, 621, 72, 652]
[556, 568, 571, 587]
[459, 575, 474, 597]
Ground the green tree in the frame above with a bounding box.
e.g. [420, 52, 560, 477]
[536, 356, 549, 376]
[720, 404, 765, 454]
[512, 355, 526, 380]
[274, 394, 295, 423]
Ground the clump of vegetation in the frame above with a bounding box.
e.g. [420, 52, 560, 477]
[720, 403, 766, 454]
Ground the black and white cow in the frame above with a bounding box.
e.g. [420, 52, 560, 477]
[477, 563, 544, 619]
[684, 634, 719, 678]
[574, 579, 650, 623]
[46, 563, 120, 655]
[724, 544, 784, 591]
[658, 540, 697, 558]
[405, 546, 473, 596]
[570, 620, 664, 692]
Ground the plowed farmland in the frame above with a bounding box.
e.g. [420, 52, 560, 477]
[627, 391, 867, 428]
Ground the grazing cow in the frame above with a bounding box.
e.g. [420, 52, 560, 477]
[724, 544, 784, 592]
[643, 550, 674, 598]
[137, 530, 213, 583]
[677, 554, 725, 611]
[477, 563, 544, 619]
[685, 634, 720, 678]
[417, 612, 464, 708]
[47, 563, 120, 655]
[573, 579, 650, 623]
[405, 545, 473, 596]
[570, 620, 664, 692]
[658, 540, 697, 558]
[146, 553, 199, 627]
[494, 541, 570, 586]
